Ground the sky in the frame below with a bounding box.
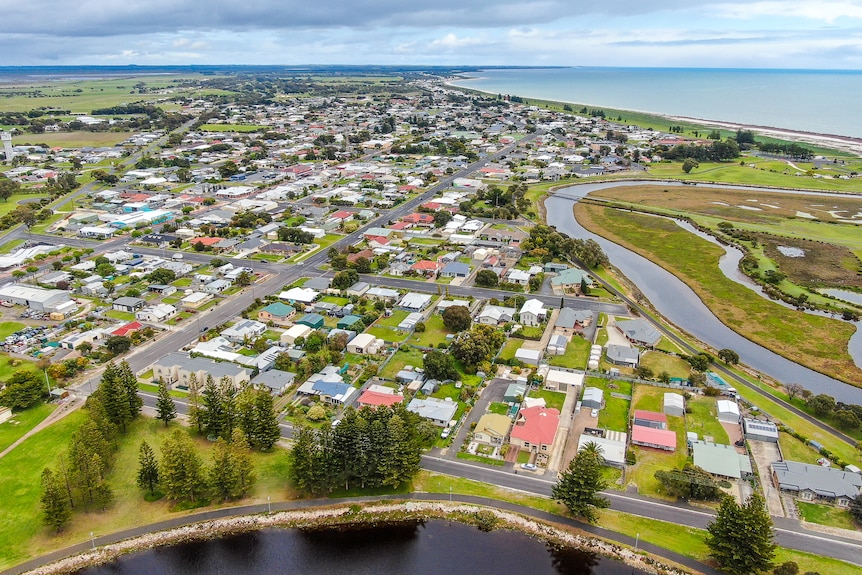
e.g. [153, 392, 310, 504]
[1, 0, 861, 69]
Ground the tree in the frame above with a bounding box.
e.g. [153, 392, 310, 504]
[423, 350, 458, 381]
[706, 493, 776, 575]
[209, 431, 255, 501]
[718, 348, 739, 365]
[682, 158, 699, 173]
[552, 441, 609, 522]
[785, 383, 805, 401]
[40, 468, 72, 533]
[442, 305, 471, 332]
[160, 429, 205, 502]
[235, 270, 253, 286]
[353, 256, 372, 273]
[155, 380, 177, 427]
[117, 360, 143, 419]
[218, 160, 240, 179]
[807, 394, 836, 417]
[686, 352, 712, 372]
[251, 390, 281, 450]
[655, 464, 721, 500]
[104, 336, 132, 356]
[96, 362, 132, 432]
[450, 324, 506, 373]
[186, 373, 205, 434]
[635, 366, 654, 380]
[0, 370, 45, 409]
[475, 269, 499, 287]
[332, 269, 359, 290]
[773, 562, 800, 575]
[148, 268, 177, 285]
[834, 409, 860, 431]
[136, 441, 160, 495]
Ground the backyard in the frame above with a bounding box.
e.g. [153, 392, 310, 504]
[685, 396, 730, 444]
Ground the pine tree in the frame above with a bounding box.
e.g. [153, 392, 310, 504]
[706, 493, 776, 575]
[230, 428, 255, 498]
[289, 425, 320, 493]
[160, 429, 205, 502]
[118, 360, 143, 417]
[218, 376, 237, 441]
[252, 390, 281, 450]
[136, 441, 160, 495]
[201, 375, 223, 439]
[186, 372, 204, 434]
[155, 380, 177, 427]
[98, 363, 132, 432]
[551, 441, 609, 522]
[209, 438, 238, 502]
[40, 468, 72, 533]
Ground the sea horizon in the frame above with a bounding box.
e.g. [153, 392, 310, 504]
[449, 67, 862, 140]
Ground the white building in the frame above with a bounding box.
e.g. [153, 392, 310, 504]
[519, 298, 546, 327]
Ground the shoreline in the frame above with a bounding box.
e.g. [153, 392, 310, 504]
[444, 76, 862, 157]
[13, 501, 699, 575]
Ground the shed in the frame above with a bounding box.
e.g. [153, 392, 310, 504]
[297, 313, 325, 330]
[577, 433, 627, 468]
[692, 440, 753, 480]
[633, 410, 668, 429]
[514, 347, 542, 365]
[504, 383, 527, 403]
[337, 315, 363, 330]
[544, 369, 583, 392]
[743, 418, 779, 443]
[663, 393, 685, 417]
[716, 400, 741, 424]
[581, 387, 603, 410]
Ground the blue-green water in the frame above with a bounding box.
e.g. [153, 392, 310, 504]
[450, 67, 862, 139]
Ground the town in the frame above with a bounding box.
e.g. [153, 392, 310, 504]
[0, 70, 860, 575]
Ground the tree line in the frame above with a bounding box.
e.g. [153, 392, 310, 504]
[289, 404, 430, 493]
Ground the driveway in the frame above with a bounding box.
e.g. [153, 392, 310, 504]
[442, 378, 507, 460]
[748, 439, 785, 517]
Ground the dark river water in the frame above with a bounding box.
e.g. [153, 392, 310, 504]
[545, 181, 862, 404]
[73, 521, 645, 575]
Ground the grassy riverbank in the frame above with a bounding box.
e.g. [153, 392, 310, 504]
[573, 202, 862, 386]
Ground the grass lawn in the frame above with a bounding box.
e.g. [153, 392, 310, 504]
[456, 452, 505, 466]
[598, 396, 630, 432]
[0, 355, 39, 380]
[488, 402, 509, 415]
[376, 310, 410, 328]
[407, 314, 450, 348]
[547, 335, 591, 369]
[498, 338, 522, 361]
[796, 501, 857, 530]
[527, 389, 566, 411]
[105, 310, 135, 321]
[0, 403, 57, 453]
[172, 278, 192, 287]
[0, 238, 24, 254]
[778, 433, 821, 465]
[575, 202, 862, 385]
[686, 396, 730, 444]
[366, 326, 408, 343]
[320, 296, 349, 305]
[0, 321, 25, 339]
[379, 346, 425, 380]
[0, 409, 88, 569]
[139, 383, 187, 399]
[639, 351, 690, 379]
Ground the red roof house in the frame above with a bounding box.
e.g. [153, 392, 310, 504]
[401, 213, 435, 225]
[411, 260, 441, 274]
[631, 425, 677, 451]
[357, 390, 404, 409]
[510, 406, 560, 459]
[191, 237, 222, 247]
[111, 321, 143, 337]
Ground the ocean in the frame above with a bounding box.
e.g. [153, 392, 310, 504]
[449, 67, 862, 139]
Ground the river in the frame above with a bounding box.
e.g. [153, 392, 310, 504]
[72, 520, 643, 575]
[545, 181, 862, 404]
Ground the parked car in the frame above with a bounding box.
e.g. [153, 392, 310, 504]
[521, 463, 537, 471]
[440, 428, 450, 439]
[590, 408, 598, 418]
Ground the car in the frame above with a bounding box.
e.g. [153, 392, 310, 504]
[440, 429, 450, 439]
[200, 326, 209, 332]
[590, 408, 598, 418]
[331, 419, 341, 428]
[520, 463, 537, 471]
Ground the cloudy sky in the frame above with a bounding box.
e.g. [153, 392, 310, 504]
[1, 0, 861, 69]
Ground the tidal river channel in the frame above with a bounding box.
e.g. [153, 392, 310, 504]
[72, 521, 645, 575]
[545, 181, 862, 404]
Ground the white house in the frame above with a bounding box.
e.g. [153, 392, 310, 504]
[519, 299, 546, 327]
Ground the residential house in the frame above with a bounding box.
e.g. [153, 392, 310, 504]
[366, 287, 399, 302]
[398, 292, 432, 312]
[203, 279, 231, 294]
[221, 319, 267, 343]
[406, 397, 458, 427]
[554, 307, 594, 334]
[148, 284, 177, 296]
[281, 324, 313, 345]
[411, 260, 441, 276]
[510, 406, 560, 463]
[357, 388, 404, 409]
[279, 287, 319, 304]
[252, 369, 296, 395]
[59, 328, 104, 350]
[440, 261, 470, 278]
[136, 303, 177, 323]
[606, 344, 639, 368]
[631, 426, 677, 451]
[550, 268, 593, 291]
[180, 291, 213, 308]
[346, 333, 384, 355]
[297, 313, 325, 330]
[475, 304, 515, 326]
[258, 302, 296, 325]
[506, 269, 531, 285]
[152, 352, 251, 390]
[296, 366, 356, 405]
[615, 318, 661, 347]
[346, 281, 370, 297]
[473, 413, 512, 446]
[692, 441, 753, 480]
[772, 461, 862, 507]
[519, 299, 546, 327]
[110, 321, 142, 337]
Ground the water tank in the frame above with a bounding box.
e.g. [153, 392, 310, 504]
[588, 360, 599, 370]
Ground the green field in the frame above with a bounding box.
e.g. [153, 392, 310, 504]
[686, 396, 730, 444]
[796, 501, 857, 530]
[498, 338, 522, 361]
[575, 203, 861, 386]
[639, 351, 690, 379]
[379, 346, 425, 380]
[527, 389, 566, 411]
[0, 403, 57, 453]
[547, 335, 591, 369]
[407, 314, 451, 348]
[0, 322, 26, 339]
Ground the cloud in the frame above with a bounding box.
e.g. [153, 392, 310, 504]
[711, 1, 862, 23]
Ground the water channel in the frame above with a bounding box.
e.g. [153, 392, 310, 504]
[72, 520, 644, 575]
[544, 181, 862, 403]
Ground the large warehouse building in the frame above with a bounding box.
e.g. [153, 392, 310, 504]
[0, 285, 71, 312]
